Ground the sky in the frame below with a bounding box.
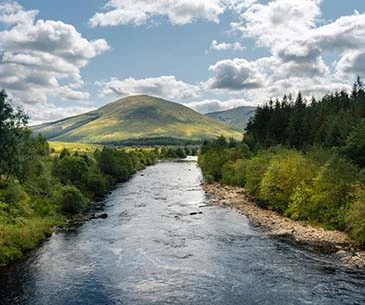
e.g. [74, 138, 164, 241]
[0, 0, 365, 123]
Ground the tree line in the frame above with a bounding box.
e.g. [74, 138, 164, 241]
[199, 78, 365, 246]
[245, 77, 365, 167]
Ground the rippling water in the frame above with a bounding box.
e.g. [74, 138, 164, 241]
[1, 161, 365, 305]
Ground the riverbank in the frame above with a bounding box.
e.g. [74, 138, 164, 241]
[0, 146, 161, 267]
[202, 182, 365, 269]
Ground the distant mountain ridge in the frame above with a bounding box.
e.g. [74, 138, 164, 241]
[33, 95, 242, 145]
[206, 106, 256, 131]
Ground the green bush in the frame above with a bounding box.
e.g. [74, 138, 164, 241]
[204, 174, 215, 184]
[198, 150, 229, 181]
[346, 187, 365, 245]
[259, 150, 314, 212]
[0, 182, 32, 217]
[57, 185, 88, 215]
[33, 198, 56, 217]
[222, 159, 247, 187]
[1, 182, 29, 206]
[96, 147, 134, 182]
[288, 155, 357, 230]
[245, 151, 274, 198]
[306, 145, 334, 167]
[85, 170, 108, 198]
[52, 156, 88, 186]
[0, 217, 61, 265]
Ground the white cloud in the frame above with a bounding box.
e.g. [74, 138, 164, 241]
[200, 0, 365, 107]
[99, 76, 200, 100]
[205, 58, 265, 91]
[210, 40, 245, 51]
[29, 104, 97, 125]
[235, 0, 321, 48]
[89, 0, 227, 27]
[0, 2, 110, 122]
[89, 0, 259, 27]
[235, 0, 365, 78]
[335, 51, 365, 79]
[186, 98, 253, 113]
[0, 1, 37, 25]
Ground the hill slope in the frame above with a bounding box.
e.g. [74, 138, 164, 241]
[33, 95, 242, 144]
[206, 106, 256, 131]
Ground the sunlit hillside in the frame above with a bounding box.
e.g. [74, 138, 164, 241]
[33, 95, 243, 145]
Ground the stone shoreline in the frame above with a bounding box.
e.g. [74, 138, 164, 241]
[202, 182, 365, 269]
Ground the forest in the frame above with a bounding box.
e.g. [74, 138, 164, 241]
[199, 78, 365, 246]
[0, 90, 196, 265]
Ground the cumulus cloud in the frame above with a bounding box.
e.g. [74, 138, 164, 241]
[89, 0, 227, 27]
[98, 76, 201, 100]
[89, 0, 259, 27]
[0, 1, 37, 25]
[234, 0, 365, 78]
[210, 40, 245, 51]
[235, 0, 321, 48]
[336, 51, 365, 79]
[205, 58, 264, 91]
[0, 1, 110, 122]
[198, 0, 364, 108]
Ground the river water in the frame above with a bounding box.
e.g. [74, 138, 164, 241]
[0, 160, 365, 305]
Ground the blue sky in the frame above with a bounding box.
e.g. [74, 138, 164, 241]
[1, 0, 365, 123]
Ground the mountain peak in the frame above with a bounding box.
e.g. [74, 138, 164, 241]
[33, 95, 242, 145]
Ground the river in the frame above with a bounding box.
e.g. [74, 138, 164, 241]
[0, 160, 364, 305]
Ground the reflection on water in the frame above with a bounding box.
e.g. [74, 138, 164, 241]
[0, 161, 365, 305]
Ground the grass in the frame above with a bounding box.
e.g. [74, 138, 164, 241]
[49, 141, 103, 153]
[0, 216, 64, 265]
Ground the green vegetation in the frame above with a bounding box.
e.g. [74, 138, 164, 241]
[49, 141, 102, 153]
[206, 106, 256, 131]
[0, 90, 167, 265]
[199, 78, 365, 246]
[33, 95, 242, 145]
[244, 77, 365, 153]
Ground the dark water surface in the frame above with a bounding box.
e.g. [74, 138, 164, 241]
[1, 161, 365, 305]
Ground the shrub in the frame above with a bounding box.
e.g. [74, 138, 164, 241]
[85, 170, 108, 198]
[204, 174, 215, 184]
[306, 145, 334, 166]
[1, 182, 29, 206]
[0, 182, 32, 217]
[227, 148, 244, 162]
[347, 187, 365, 245]
[245, 151, 274, 198]
[222, 159, 247, 187]
[52, 156, 88, 186]
[198, 149, 229, 181]
[259, 150, 314, 212]
[96, 148, 134, 182]
[288, 155, 357, 230]
[56, 185, 88, 215]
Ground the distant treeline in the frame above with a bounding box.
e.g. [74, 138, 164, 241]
[199, 78, 365, 246]
[96, 137, 203, 147]
[245, 77, 365, 166]
[0, 89, 196, 265]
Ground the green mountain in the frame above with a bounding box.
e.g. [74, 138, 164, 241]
[33, 95, 243, 145]
[206, 106, 256, 131]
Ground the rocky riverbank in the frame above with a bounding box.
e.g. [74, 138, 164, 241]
[202, 182, 365, 269]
